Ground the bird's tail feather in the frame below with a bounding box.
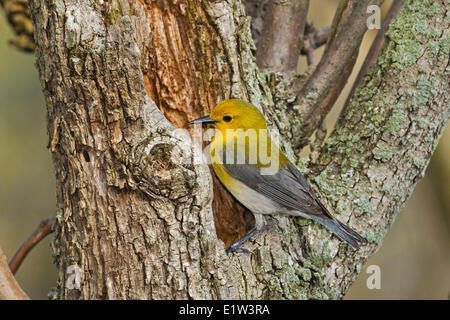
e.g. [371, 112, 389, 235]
[312, 216, 367, 250]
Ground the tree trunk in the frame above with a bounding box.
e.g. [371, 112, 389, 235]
[27, 0, 449, 299]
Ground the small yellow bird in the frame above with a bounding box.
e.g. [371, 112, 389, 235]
[190, 99, 366, 253]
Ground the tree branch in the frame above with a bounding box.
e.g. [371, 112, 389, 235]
[243, 0, 271, 48]
[344, 0, 406, 110]
[26, 0, 448, 300]
[0, 0, 35, 52]
[0, 247, 30, 299]
[308, 0, 449, 295]
[9, 216, 56, 275]
[288, 0, 383, 151]
[256, 0, 310, 72]
[301, 23, 330, 65]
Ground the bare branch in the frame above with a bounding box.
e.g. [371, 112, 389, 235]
[301, 23, 331, 65]
[289, 0, 383, 151]
[308, 26, 330, 49]
[344, 0, 406, 110]
[0, 0, 35, 52]
[256, 0, 310, 72]
[9, 216, 56, 275]
[0, 247, 30, 300]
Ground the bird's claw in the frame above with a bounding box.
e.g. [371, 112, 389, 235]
[226, 245, 251, 254]
[226, 228, 260, 254]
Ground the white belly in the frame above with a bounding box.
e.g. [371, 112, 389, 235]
[227, 178, 282, 215]
[226, 177, 312, 220]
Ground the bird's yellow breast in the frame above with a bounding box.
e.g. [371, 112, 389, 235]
[209, 127, 290, 206]
[209, 127, 290, 171]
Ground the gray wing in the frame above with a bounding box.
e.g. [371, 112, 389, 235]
[222, 159, 367, 249]
[222, 162, 334, 220]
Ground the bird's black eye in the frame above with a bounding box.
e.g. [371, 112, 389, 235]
[223, 115, 232, 122]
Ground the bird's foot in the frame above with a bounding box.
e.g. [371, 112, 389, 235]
[226, 246, 251, 254]
[226, 229, 260, 254]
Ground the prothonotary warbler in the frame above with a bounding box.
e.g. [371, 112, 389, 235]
[189, 99, 366, 253]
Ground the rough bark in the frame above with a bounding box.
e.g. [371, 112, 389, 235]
[27, 0, 449, 300]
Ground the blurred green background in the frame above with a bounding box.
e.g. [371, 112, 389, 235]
[0, 0, 449, 299]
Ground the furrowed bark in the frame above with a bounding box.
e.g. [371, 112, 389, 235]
[256, 0, 309, 72]
[29, 0, 219, 299]
[28, 0, 275, 299]
[26, 0, 448, 300]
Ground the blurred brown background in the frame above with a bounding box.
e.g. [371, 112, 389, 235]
[0, 0, 449, 299]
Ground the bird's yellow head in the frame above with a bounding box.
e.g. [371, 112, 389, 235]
[189, 99, 286, 174]
[189, 99, 268, 132]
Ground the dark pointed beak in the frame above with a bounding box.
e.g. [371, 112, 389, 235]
[188, 115, 218, 125]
